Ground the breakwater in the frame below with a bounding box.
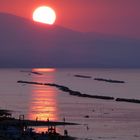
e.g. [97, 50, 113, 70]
[94, 78, 125, 83]
[17, 81, 114, 100]
[73, 74, 125, 83]
[17, 80, 140, 104]
[116, 98, 140, 104]
[74, 74, 92, 79]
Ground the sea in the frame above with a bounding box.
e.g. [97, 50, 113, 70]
[0, 68, 140, 140]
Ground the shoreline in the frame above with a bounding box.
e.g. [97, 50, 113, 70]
[0, 110, 78, 140]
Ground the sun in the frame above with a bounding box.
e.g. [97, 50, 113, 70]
[33, 6, 56, 25]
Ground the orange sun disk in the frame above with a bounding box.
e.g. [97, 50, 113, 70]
[33, 6, 56, 25]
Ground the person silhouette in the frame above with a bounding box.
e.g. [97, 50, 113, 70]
[64, 129, 68, 136]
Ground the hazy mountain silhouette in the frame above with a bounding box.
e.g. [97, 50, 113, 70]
[0, 13, 140, 68]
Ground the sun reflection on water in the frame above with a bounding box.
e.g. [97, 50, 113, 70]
[32, 68, 56, 72]
[29, 88, 58, 121]
[28, 68, 59, 132]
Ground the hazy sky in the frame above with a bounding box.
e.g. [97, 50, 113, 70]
[0, 0, 140, 38]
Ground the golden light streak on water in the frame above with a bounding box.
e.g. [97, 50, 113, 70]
[28, 69, 59, 132]
[32, 68, 56, 72]
[29, 88, 58, 121]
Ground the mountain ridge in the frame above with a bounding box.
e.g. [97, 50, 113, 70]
[0, 13, 140, 68]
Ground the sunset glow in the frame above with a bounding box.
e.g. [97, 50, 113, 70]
[28, 73, 58, 133]
[33, 6, 56, 25]
[32, 68, 56, 72]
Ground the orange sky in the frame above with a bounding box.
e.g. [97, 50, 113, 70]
[0, 0, 140, 38]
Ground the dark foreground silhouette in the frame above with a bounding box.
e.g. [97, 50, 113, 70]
[0, 109, 78, 140]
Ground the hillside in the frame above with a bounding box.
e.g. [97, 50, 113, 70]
[0, 13, 140, 68]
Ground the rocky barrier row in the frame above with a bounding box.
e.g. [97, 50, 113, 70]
[17, 80, 140, 104]
[116, 98, 140, 104]
[73, 74, 125, 83]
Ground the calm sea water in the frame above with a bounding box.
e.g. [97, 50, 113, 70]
[0, 68, 140, 140]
